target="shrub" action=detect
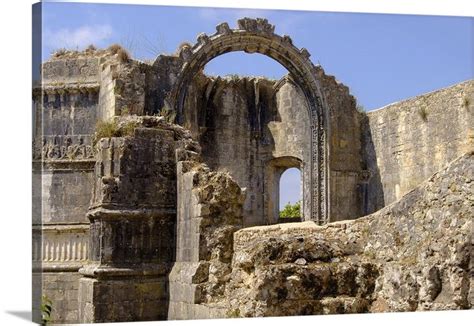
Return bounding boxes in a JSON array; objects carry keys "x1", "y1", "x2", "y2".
[
  {"x1": 107, "y1": 43, "x2": 122, "y2": 55},
  {"x1": 158, "y1": 106, "x2": 176, "y2": 124},
  {"x1": 418, "y1": 106, "x2": 428, "y2": 121},
  {"x1": 85, "y1": 44, "x2": 97, "y2": 52},
  {"x1": 52, "y1": 48, "x2": 67, "y2": 57},
  {"x1": 280, "y1": 201, "x2": 301, "y2": 218},
  {"x1": 41, "y1": 295, "x2": 52, "y2": 325},
  {"x1": 462, "y1": 96, "x2": 471, "y2": 110},
  {"x1": 117, "y1": 48, "x2": 130, "y2": 63}
]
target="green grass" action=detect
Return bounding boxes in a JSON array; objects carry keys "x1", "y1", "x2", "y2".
[{"x1": 93, "y1": 119, "x2": 138, "y2": 145}]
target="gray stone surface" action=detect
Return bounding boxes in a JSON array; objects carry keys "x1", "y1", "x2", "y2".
[
  {"x1": 363, "y1": 80, "x2": 474, "y2": 213},
  {"x1": 225, "y1": 152, "x2": 473, "y2": 316}
]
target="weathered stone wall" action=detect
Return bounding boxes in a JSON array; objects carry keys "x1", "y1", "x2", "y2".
[
  {"x1": 33, "y1": 32, "x2": 473, "y2": 323},
  {"x1": 78, "y1": 116, "x2": 200, "y2": 323},
  {"x1": 32, "y1": 224, "x2": 89, "y2": 323},
  {"x1": 363, "y1": 80, "x2": 474, "y2": 213},
  {"x1": 224, "y1": 151, "x2": 473, "y2": 316},
  {"x1": 182, "y1": 71, "x2": 363, "y2": 226},
  {"x1": 183, "y1": 76, "x2": 290, "y2": 226},
  {"x1": 97, "y1": 56, "x2": 148, "y2": 120},
  {"x1": 33, "y1": 52, "x2": 104, "y2": 323},
  {"x1": 33, "y1": 168, "x2": 94, "y2": 224},
  {"x1": 315, "y1": 67, "x2": 365, "y2": 220},
  {"x1": 168, "y1": 158, "x2": 245, "y2": 320},
  {"x1": 38, "y1": 272, "x2": 82, "y2": 323}
]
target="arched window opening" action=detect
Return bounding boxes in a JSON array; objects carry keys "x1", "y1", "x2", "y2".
[{"x1": 279, "y1": 167, "x2": 302, "y2": 222}]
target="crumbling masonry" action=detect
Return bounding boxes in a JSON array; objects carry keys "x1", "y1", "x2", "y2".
[{"x1": 32, "y1": 18, "x2": 473, "y2": 323}]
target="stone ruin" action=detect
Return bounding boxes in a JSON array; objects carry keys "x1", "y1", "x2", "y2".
[{"x1": 32, "y1": 18, "x2": 473, "y2": 323}]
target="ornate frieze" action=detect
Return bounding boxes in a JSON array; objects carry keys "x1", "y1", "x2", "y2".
[
  {"x1": 32, "y1": 225, "x2": 89, "y2": 262},
  {"x1": 33, "y1": 135, "x2": 95, "y2": 161}
]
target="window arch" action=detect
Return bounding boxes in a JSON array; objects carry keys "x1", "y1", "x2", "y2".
[
  {"x1": 165, "y1": 17, "x2": 330, "y2": 224},
  {"x1": 279, "y1": 167, "x2": 302, "y2": 221}
]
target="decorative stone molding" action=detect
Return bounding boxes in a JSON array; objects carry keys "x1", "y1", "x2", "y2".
[
  {"x1": 32, "y1": 83, "x2": 100, "y2": 99},
  {"x1": 32, "y1": 224, "x2": 89, "y2": 263},
  {"x1": 166, "y1": 17, "x2": 330, "y2": 224},
  {"x1": 237, "y1": 17, "x2": 275, "y2": 34},
  {"x1": 33, "y1": 135, "x2": 95, "y2": 161}
]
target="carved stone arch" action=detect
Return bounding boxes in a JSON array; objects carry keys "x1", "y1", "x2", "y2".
[{"x1": 167, "y1": 17, "x2": 330, "y2": 224}]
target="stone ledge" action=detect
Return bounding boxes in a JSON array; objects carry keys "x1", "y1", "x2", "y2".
[
  {"x1": 34, "y1": 262, "x2": 85, "y2": 273},
  {"x1": 87, "y1": 206, "x2": 176, "y2": 219},
  {"x1": 32, "y1": 223, "x2": 90, "y2": 232},
  {"x1": 32, "y1": 160, "x2": 95, "y2": 171},
  {"x1": 79, "y1": 263, "x2": 170, "y2": 279}
]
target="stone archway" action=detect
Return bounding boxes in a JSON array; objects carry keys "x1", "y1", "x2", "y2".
[
  {"x1": 265, "y1": 156, "x2": 303, "y2": 224},
  {"x1": 167, "y1": 17, "x2": 330, "y2": 224}
]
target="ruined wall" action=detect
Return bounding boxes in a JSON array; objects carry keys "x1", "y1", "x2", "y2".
[
  {"x1": 34, "y1": 42, "x2": 474, "y2": 323},
  {"x1": 224, "y1": 151, "x2": 473, "y2": 316},
  {"x1": 32, "y1": 224, "x2": 89, "y2": 323},
  {"x1": 363, "y1": 80, "x2": 474, "y2": 212},
  {"x1": 183, "y1": 76, "x2": 280, "y2": 226},
  {"x1": 182, "y1": 70, "x2": 363, "y2": 225},
  {"x1": 168, "y1": 159, "x2": 245, "y2": 320},
  {"x1": 32, "y1": 53, "x2": 102, "y2": 323},
  {"x1": 315, "y1": 68, "x2": 365, "y2": 220},
  {"x1": 77, "y1": 116, "x2": 199, "y2": 323}
]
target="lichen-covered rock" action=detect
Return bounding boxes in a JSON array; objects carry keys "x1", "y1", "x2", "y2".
[{"x1": 224, "y1": 152, "x2": 473, "y2": 316}]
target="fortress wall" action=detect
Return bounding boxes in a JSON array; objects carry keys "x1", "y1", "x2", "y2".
[{"x1": 363, "y1": 79, "x2": 474, "y2": 212}]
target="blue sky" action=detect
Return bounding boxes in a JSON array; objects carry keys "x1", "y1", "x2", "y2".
[{"x1": 38, "y1": 2, "x2": 473, "y2": 209}]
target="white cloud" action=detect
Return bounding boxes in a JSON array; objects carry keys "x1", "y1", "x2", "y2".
[{"x1": 44, "y1": 24, "x2": 113, "y2": 51}]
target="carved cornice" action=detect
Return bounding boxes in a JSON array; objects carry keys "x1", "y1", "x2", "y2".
[
  {"x1": 32, "y1": 82, "x2": 100, "y2": 99},
  {"x1": 79, "y1": 262, "x2": 171, "y2": 279}
]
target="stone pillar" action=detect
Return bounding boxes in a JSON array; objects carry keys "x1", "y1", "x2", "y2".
[
  {"x1": 78, "y1": 127, "x2": 177, "y2": 323},
  {"x1": 168, "y1": 160, "x2": 245, "y2": 319}
]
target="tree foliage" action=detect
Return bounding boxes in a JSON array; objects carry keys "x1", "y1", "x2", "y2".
[{"x1": 279, "y1": 201, "x2": 301, "y2": 218}]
